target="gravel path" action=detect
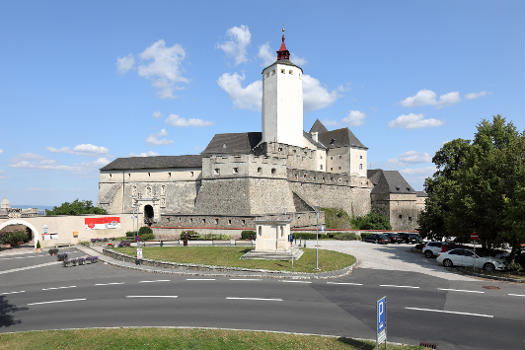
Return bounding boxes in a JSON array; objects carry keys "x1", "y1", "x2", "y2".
[{"x1": 305, "y1": 240, "x2": 478, "y2": 281}]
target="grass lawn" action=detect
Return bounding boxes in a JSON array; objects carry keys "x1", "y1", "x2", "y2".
[
  {"x1": 0, "y1": 328, "x2": 423, "y2": 350},
  {"x1": 458, "y1": 266, "x2": 525, "y2": 281},
  {"x1": 114, "y1": 247, "x2": 355, "y2": 273}
]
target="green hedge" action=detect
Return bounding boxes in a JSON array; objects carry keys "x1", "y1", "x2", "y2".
[
  {"x1": 139, "y1": 226, "x2": 153, "y2": 235},
  {"x1": 241, "y1": 230, "x2": 256, "y2": 240},
  {"x1": 125, "y1": 231, "x2": 137, "y2": 238},
  {"x1": 0, "y1": 231, "x2": 29, "y2": 246},
  {"x1": 292, "y1": 232, "x2": 360, "y2": 241},
  {"x1": 139, "y1": 233, "x2": 155, "y2": 241},
  {"x1": 179, "y1": 231, "x2": 230, "y2": 240}
]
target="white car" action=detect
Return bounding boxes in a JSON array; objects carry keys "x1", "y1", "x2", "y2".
[
  {"x1": 422, "y1": 241, "x2": 446, "y2": 258},
  {"x1": 436, "y1": 248, "x2": 507, "y2": 271}
]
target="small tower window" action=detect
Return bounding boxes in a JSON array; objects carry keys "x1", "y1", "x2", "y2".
[
  {"x1": 398, "y1": 214, "x2": 403, "y2": 219},
  {"x1": 215, "y1": 218, "x2": 219, "y2": 224},
  {"x1": 202, "y1": 218, "x2": 206, "y2": 224},
  {"x1": 148, "y1": 172, "x2": 151, "y2": 177},
  {"x1": 272, "y1": 70, "x2": 275, "y2": 75},
  {"x1": 241, "y1": 219, "x2": 246, "y2": 225},
  {"x1": 320, "y1": 165, "x2": 323, "y2": 170},
  {"x1": 360, "y1": 155, "x2": 363, "y2": 159},
  {"x1": 128, "y1": 173, "x2": 131, "y2": 177},
  {"x1": 257, "y1": 167, "x2": 262, "y2": 173},
  {"x1": 289, "y1": 70, "x2": 293, "y2": 74},
  {"x1": 214, "y1": 168, "x2": 220, "y2": 175},
  {"x1": 359, "y1": 164, "x2": 363, "y2": 170},
  {"x1": 228, "y1": 219, "x2": 232, "y2": 225},
  {"x1": 233, "y1": 167, "x2": 239, "y2": 174},
  {"x1": 168, "y1": 172, "x2": 172, "y2": 177},
  {"x1": 109, "y1": 173, "x2": 112, "y2": 178},
  {"x1": 281, "y1": 69, "x2": 285, "y2": 73},
  {"x1": 271, "y1": 168, "x2": 276, "y2": 175},
  {"x1": 330, "y1": 156, "x2": 333, "y2": 160}
]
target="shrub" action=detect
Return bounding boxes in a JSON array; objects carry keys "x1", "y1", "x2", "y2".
[
  {"x1": 333, "y1": 232, "x2": 360, "y2": 240},
  {"x1": 241, "y1": 230, "x2": 256, "y2": 240},
  {"x1": 201, "y1": 233, "x2": 231, "y2": 240},
  {"x1": 36, "y1": 240, "x2": 41, "y2": 249},
  {"x1": 180, "y1": 230, "x2": 200, "y2": 240},
  {"x1": 139, "y1": 226, "x2": 153, "y2": 235},
  {"x1": 351, "y1": 211, "x2": 392, "y2": 230},
  {"x1": 139, "y1": 233, "x2": 155, "y2": 241},
  {"x1": 0, "y1": 231, "x2": 28, "y2": 246}
]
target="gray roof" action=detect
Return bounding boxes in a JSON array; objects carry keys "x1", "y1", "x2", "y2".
[
  {"x1": 367, "y1": 169, "x2": 415, "y2": 194},
  {"x1": 201, "y1": 132, "x2": 262, "y2": 155},
  {"x1": 318, "y1": 128, "x2": 368, "y2": 149},
  {"x1": 255, "y1": 214, "x2": 292, "y2": 223},
  {"x1": 100, "y1": 155, "x2": 202, "y2": 171},
  {"x1": 262, "y1": 59, "x2": 303, "y2": 73},
  {"x1": 303, "y1": 131, "x2": 327, "y2": 149},
  {"x1": 416, "y1": 191, "x2": 428, "y2": 197},
  {"x1": 309, "y1": 119, "x2": 329, "y2": 134}
]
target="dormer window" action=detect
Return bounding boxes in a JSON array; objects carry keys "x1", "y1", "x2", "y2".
[{"x1": 396, "y1": 187, "x2": 400, "y2": 191}]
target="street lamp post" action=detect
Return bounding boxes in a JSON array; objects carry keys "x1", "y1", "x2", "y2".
[{"x1": 315, "y1": 206, "x2": 320, "y2": 271}]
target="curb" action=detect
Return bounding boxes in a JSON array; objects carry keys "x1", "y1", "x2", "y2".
[
  {"x1": 78, "y1": 246, "x2": 356, "y2": 280},
  {"x1": 455, "y1": 267, "x2": 525, "y2": 283}
]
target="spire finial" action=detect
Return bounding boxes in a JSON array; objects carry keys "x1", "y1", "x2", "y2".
[{"x1": 277, "y1": 26, "x2": 290, "y2": 60}]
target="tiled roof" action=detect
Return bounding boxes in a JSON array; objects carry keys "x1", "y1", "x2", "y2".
[
  {"x1": 367, "y1": 169, "x2": 416, "y2": 194},
  {"x1": 201, "y1": 132, "x2": 262, "y2": 155},
  {"x1": 309, "y1": 119, "x2": 329, "y2": 133},
  {"x1": 318, "y1": 128, "x2": 368, "y2": 149},
  {"x1": 100, "y1": 155, "x2": 203, "y2": 171}
]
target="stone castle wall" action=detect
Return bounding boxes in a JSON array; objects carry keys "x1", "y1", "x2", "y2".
[{"x1": 371, "y1": 192, "x2": 420, "y2": 230}]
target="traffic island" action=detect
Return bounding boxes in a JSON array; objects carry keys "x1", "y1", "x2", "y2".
[{"x1": 0, "y1": 328, "x2": 424, "y2": 350}]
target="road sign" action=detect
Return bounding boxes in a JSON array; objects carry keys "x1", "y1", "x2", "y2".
[
  {"x1": 470, "y1": 232, "x2": 479, "y2": 241},
  {"x1": 377, "y1": 296, "x2": 387, "y2": 347}
]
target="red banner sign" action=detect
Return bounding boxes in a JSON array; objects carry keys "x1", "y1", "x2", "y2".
[{"x1": 85, "y1": 217, "x2": 120, "y2": 230}]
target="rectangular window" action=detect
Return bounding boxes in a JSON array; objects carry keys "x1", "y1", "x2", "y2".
[
  {"x1": 214, "y1": 168, "x2": 220, "y2": 175},
  {"x1": 359, "y1": 164, "x2": 363, "y2": 170},
  {"x1": 233, "y1": 167, "x2": 239, "y2": 174}
]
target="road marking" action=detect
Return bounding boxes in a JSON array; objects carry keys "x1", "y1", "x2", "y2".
[
  {"x1": 226, "y1": 297, "x2": 283, "y2": 302},
  {"x1": 138, "y1": 279, "x2": 170, "y2": 283},
  {"x1": 280, "y1": 280, "x2": 312, "y2": 284},
  {"x1": 380, "y1": 284, "x2": 420, "y2": 289},
  {"x1": 186, "y1": 278, "x2": 216, "y2": 281},
  {"x1": 27, "y1": 298, "x2": 87, "y2": 306},
  {"x1": 438, "y1": 288, "x2": 484, "y2": 294},
  {"x1": 42, "y1": 285, "x2": 77, "y2": 291},
  {"x1": 507, "y1": 293, "x2": 525, "y2": 297},
  {"x1": 0, "y1": 255, "x2": 43, "y2": 260},
  {"x1": 229, "y1": 278, "x2": 262, "y2": 281},
  {"x1": 0, "y1": 261, "x2": 61, "y2": 275},
  {"x1": 126, "y1": 295, "x2": 178, "y2": 299},
  {"x1": 405, "y1": 307, "x2": 494, "y2": 318},
  {"x1": 1, "y1": 290, "x2": 26, "y2": 295},
  {"x1": 95, "y1": 282, "x2": 125, "y2": 286},
  {"x1": 326, "y1": 282, "x2": 363, "y2": 286}
]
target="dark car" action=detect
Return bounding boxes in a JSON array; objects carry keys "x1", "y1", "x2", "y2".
[
  {"x1": 362, "y1": 233, "x2": 389, "y2": 244},
  {"x1": 385, "y1": 233, "x2": 403, "y2": 244},
  {"x1": 397, "y1": 233, "x2": 423, "y2": 244}
]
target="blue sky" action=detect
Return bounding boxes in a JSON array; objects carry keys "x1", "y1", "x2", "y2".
[{"x1": 0, "y1": 0, "x2": 523, "y2": 206}]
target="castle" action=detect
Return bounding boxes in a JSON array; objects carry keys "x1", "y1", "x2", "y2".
[{"x1": 97, "y1": 32, "x2": 426, "y2": 233}]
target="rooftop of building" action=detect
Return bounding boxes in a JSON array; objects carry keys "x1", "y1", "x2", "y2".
[
  {"x1": 100, "y1": 155, "x2": 203, "y2": 171},
  {"x1": 367, "y1": 169, "x2": 416, "y2": 194}
]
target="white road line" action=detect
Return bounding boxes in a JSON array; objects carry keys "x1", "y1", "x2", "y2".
[
  {"x1": 0, "y1": 255, "x2": 43, "y2": 260},
  {"x1": 229, "y1": 278, "x2": 262, "y2": 281},
  {"x1": 138, "y1": 279, "x2": 170, "y2": 283},
  {"x1": 27, "y1": 298, "x2": 87, "y2": 306},
  {"x1": 405, "y1": 307, "x2": 494, "y2": 318},
  {"x1": 326, "y1": 282, "x2": 363, "y2": 286},
  {"x1": 280, "y1": 280, "x2": 312, "y2": 284},
  {"x1": 126, "y1": 295, "x2": 178, "y2": 299},
  {"x1": 380, "y1": 284, "x2": 420, "y2": 289},
  {"x1": 186, "y1": 278, "x2": 216, "y2": 281},
  {"x1": 42, "y1": 285, "x2": 77, "y2": 291},
  {"x1": 507, "y1": 293, "x2": 525, "y2": 297},
  {"x1": 0, "y1": 261, "x2": 61, "y2": 275},
  {"x1": 438, "y1": 288, "x2": 484, "y2": 294},
  {"x1": 226, "y1": 297, "x2": 283, "y2": 302},
  {"x1": 1, "y1": 290, "x2": 26, "y2": 295},
  {"x1": 95, "y1": 282, "x2": 125, "y2": 286}
]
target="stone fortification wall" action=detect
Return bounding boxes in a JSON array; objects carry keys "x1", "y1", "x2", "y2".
[
  {"x1": 195, "y1": 155, "x2": 295, "y2": 215},
  {"x1": 371, "y1": 193, "x2": 420, "y2": 230},
  {"x1": 288, "y1": 168, "x2": 372, "y2": 218},
  {"x1": 254, "y1": 142, "x2": 317, "y2": 171}
]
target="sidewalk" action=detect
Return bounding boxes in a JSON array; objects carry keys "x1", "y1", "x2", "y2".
[
  {"x1": 0, "y1": 247, "x2": 40, "y2": 257},
  {"x1": 75, "y1": 245, "x2": 355, "y2": 280}
]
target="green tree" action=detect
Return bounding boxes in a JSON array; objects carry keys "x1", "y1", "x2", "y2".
[
  {"x1": 45, "y1": 199, "x2": 107, "y2": 216},
  {"x1": 351, "y1": 211, "x2": 392, "y2": 230},
  {"x1": 419, "y1": 115, "x2": 525, "y2": 252}
]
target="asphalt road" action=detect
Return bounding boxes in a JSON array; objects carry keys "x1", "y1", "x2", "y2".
[{"x1": 1, "y1": 251, "x2": 524, "y2": 350}]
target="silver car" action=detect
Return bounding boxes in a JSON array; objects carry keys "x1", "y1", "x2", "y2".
[{"x1": 436, "y1": 248, "x2": 507, "y2": 271}]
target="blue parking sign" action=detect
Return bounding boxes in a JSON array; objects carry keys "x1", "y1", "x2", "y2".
[{"x1": 377, "y1": 296, "x2": 387, "y2": 345}]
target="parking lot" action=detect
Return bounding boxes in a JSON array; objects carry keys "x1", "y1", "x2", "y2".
[{"x1": 306, "y1": 240, "x2": 479, "y2": 281}]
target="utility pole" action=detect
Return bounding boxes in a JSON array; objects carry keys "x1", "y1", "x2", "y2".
[{"x1": 315, "y1": 206, "x2": 319, "y2": 271}]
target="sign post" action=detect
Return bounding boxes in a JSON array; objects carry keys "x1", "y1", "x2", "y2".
[
  {"x1": 377, "y1": 296, "x2": 387, "y2": 349},
  {"x1": 470, "y1": 233, "x2": 479, "y2": 269}
]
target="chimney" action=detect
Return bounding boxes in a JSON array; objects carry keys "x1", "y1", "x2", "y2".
[{"x1": 311, "y1": 132, "x2": 319, "y2": 142}]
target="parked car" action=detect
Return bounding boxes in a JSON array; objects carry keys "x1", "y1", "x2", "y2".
[
  {"x1": 422, "y1": 241, "x2": 446, "y2": 258},
  {"x1": 397, "y1": 233, "x2": 423, "y2": 244},
  {"x1": 385, "y1": 233, "x2": 403, "y2": 244},
  {"x1": 362, "y1": 233, "x2": 389, "y2": 244},
  {"x1": 436, "y1": 248, "x2": 507, "y2": 271}
]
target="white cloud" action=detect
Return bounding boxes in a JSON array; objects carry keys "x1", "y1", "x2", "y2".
[
  {"x1": 292, "y1": 55, "x2": 307, "y2": 66},
  {"x1": 399, "y1": 166, "x2": 436, "y2": 176},
  {"x1": 47, "y1": 144, "x2": 109, "y2": 156},
  {"x1": 165, "y1": 114, "x2": 213, "y2": 127},
  {"x1": 116, "y1": 54, "x2": 135, "y2": 74},
  {"x1": 146, "y1": 129, "x2": 174, "y2": 145},
  {"x1": 303, "y1": 74, "x2": 341, "y2": 111},
  {"x1": 217, "y1": 25, "x2": 251, "y2": 65},
  {"x1": 401, "y1": 89, "x2": 460, "y2": 108},
  {"x1": 342, "y1": 110, "x2": 366, "y2": 127},
  {"x1": 388, "y1": 113, "x2": 444, "y2": 129},
  {"x1": 0, "y1": 169, "x2": 6, "y2": 180},
  {"x1": 123, "y1": 39, "x2": 189, "y2": 99},
  {"x1": 398, "y1": 151, "x2": 432, "y2": 164},
  {"x1": 9, "y1": 153, "x2": 110, "y2": 174},
  {"x1": 0, "y1": 149, "x2": 3, "y2": 154},
  {"x1": 217, "y1": 72, "x2": 340, "y2": 112},
  {"x1": 258, "y1": 42, "x2": 274, "y2": 66},
  {"x1": 322, "y1": 120, "x2": 338, "y2": 127},
  {"x1": 129, "y1": 151, "x2": 159, "y2": 157},
  {"x1": 152, "y1": 111, "x2": 162, "y2": 119},
  {"x1": 465, "y1": 90, "x2": 492, "y2": 100},
  {"x1": 217, "y1": 72, "x2": 262, "y2": 110},
  {"x1": 93, "y1": 157, "x2": 111, "y2": 167}
]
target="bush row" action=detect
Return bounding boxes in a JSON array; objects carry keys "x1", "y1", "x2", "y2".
[
  {"x1": 0, "y1": 231, "x2": 29, "y2": 246},
  {"x1": 125, "y1": 228, "x2": 154, "y2": 241},
  {"x1": 179, "y1": 231, "x2": 231, "y2": 240},
  {"x1": 292, "y1": 232, "x2": 360, "y2": 241}
]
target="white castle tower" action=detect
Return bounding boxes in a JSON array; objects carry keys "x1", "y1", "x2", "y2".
[{"x1": 261, "y1": 29, "x2": 304, "y2": 147}]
